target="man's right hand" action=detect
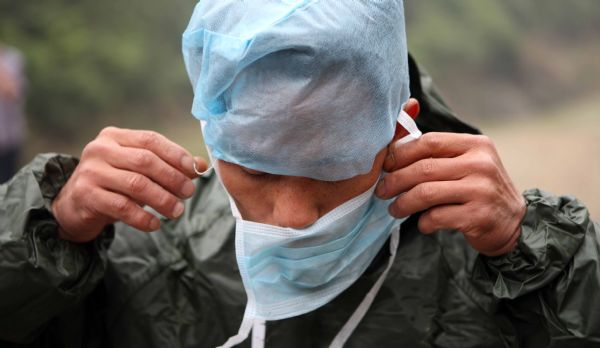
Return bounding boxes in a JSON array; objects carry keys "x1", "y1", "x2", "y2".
[{"x1": 51, "y1": 127, "x2": 208, "y2": 243}]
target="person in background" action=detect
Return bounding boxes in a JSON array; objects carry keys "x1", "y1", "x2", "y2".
[{"x1": 0, "y1": 43, "x2": 26, "y2": 184}]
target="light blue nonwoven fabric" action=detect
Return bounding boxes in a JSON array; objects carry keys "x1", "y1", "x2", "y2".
[{"x1": 182, "y1": 0, "x2": 410, "y2": 181}]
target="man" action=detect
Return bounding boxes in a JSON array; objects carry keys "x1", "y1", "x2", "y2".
[
  {"x1": 0, "y1": 43, "x2": 26, "y2": 183},
  {"x1": 0, "y1": 1, "x2": 598, "y2": 347}
]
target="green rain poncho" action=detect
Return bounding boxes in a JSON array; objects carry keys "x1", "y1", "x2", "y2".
[{"x1": 0, "y1": 56, "x2": 599, "y2": 348}]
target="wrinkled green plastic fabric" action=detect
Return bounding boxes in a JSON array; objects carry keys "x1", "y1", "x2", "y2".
[{"x1": 1, "y1": 56, "x2": 599, "y2": 348}]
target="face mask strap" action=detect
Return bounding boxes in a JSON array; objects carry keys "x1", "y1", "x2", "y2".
[
  {"x1": 251, "y1": 319, "x2": 266, "y2": 348},
  {"x1": 198, "y1": 120, "x2": 244, "y2": 219},
  {"x1": 216, "y1": 310, "x2": 255, "y2": 348},
  {"x1": 194, "y1": 120, "x2": 216, "y2": 176},
  {"x1": 193, "y1": 161, "x2": 213, "y2": 176},
  {"x1": 328, "y1": 227, "x2": 401, "y2": 348},
  {"x1": 396, "y1": 110, "x2": 422, "y2": 145}
]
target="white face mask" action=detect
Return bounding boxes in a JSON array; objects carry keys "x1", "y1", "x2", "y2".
[
  {"x1": 220, "y1": 179, "x2": 405, "y2": 348},
  {"x1": 199, "y1": 111, "x2": 421, "y2": 348}
]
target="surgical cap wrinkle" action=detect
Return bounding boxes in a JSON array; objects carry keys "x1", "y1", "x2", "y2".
[{"x1": 183, "y1": 0, "x2": 410, "y2": 181}]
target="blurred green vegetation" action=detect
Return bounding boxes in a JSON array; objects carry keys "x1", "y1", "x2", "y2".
[
  {"x1": 407, "y1": 1, "x2": 600, "y2": 76},
  {"x1": 406, "y1": 1, "x2": 600, "y2": 122},
  {"x1": 0, "y1": 0, "x2": 197, "y2": 142}
]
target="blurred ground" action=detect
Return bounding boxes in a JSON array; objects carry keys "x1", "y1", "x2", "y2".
[{"x1": 482, "y1": 92, "x2": 600, "y2": 219}]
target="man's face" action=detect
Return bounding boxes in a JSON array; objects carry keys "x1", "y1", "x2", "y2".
[{"x1": 217, "y1": 147, "x2": 389, "y2": 228}]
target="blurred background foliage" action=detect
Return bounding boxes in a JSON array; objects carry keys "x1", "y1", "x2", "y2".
[
  {"x1": 406, "y1": 1, "x2": 600, "y2": 122},
  {"x1": 0, "y1": 0, "x2": 599, "y2": 216},
  {"x1": 0, "y1": 0, "x2": 196, "y2": 143}
]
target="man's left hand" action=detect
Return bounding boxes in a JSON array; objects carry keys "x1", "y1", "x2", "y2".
[{"x1": 376, "y1": 121, "x2": 526, "y2": 256}]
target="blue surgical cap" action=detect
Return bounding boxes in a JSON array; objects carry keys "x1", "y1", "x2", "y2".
[{"x1": 182, "y1": 0, "x2": 410, "y2": 181}]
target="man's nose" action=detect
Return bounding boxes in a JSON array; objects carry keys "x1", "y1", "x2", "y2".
[{"x1": 271, "y1": 186, "x2": 320, "y2": 229}]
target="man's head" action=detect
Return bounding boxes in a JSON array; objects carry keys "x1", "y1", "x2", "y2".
[{"x1": 183, "y1": 0, "x2": 412, "y2": 225}]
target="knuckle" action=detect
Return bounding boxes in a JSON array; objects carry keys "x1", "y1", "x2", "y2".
[
  {"x1": 416, "y1": 184, "x2": 436, "y2": 203},
  {"x1": 470, "y1": 152, "x2": 497, "y2": 176},
  {"x1": 71, "y1": 177, "x2": 95, "y2": 201},
  {"x1": 423, "y1": 133, "x2": 442, "y2": 152},
  {"x1": 79, "y1": 206, "x2": 98, "y2": 224},
  {"x1": 470, "y1": 180, "x2": 491, "y2": 197},
  {"x1": 418, "y1": 158, "x2": 436, "y2": 177},
  {"x1": 112, "y1": 196, "x2": 133, "y2": 216},
  {"x1": 163, "y1": 167, "x2": 184, "y2": 187},
  {"x1": 82, "y1": 140, "x2": 105, "y2": 158},
  {"x1": 77, "y1": 164, "x2": 96, "y2": 179},
  {"x1": 132, "y1": 150, "x2": 153, "y2": 168},
  {"x1": 127, "y1": 174, "x2": 148, "y2": 194},
  {"x1": 70, "y1": 179, "x2": 89, "y2": 201},
  {"x1": 99, "y1": 126, "x2": 118, "y2": 138},
  {"x1": 474, "y1": 135, "x2": 494, "y2": 149},
  {"x1": 81, "y1": 143, "x2": 94, "y2": 159},
  {"x1": 157, "y1": 193, "x2": 177, "y2": 212},
  {"x1": 165, "y1": 146, "x2": 184, "y2": 162},
  {"x1": 129, "y1": 210, "x2": 150, "y2": 229},
  {"x1": 139, "y1": 131, "x2": 160, "y2": 148},
  {"x1": 481, "y1": 155, "x2": 498, "y2": 175},
  {"x1": 80, "y1": 196, "x2": 103, "y2": 224},
  {"x1": 475, "y1": 180, "x2": 489, "y2": 195}
]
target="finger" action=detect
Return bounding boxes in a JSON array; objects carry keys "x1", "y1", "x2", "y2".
[
  {"x1": 100, "y1": 127, "x2": 198, "y2": 178},
  {"x1": 94, "y1": 164, "x2": 185, "y2": 220},
  {"x1": 89, "y1": 188, "x2": 161, "y2": 232},
  {"x1": 388, "y1": 180, "x2": 474, "y2": 218},
  {"x1": 104, "y1": 145, "x2": 196, "y2": 199},
  {"x1": 394, "y1": 98, "x2": 420, "y2": 139},
  {"x1": 377, "y1": 155, "x2": 475, "y2": 199},
  {"x1": 418, "y1": 204, "x2": 520, "y2": 256},
  {"x1": 417, "y1": 204, "x2": 465, "y2": 235},
  {"x1": 404, "y1": 98, "x2": 420, "y2": 119},
  {"x1": 384, "y1": 132, "x2": 493, "y2": 172},
  {"x1": 194, "y1": 156, "x2": 209, "y2": 175}
]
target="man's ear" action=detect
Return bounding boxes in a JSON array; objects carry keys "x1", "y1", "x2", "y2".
[{"x1": 392, "y1": 98, "x2": 420, "y2": 141}]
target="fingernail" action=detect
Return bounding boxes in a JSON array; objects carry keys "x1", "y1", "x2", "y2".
[
  {"x1": 149, "y1": 218, "x2": 161, "y2": 230},
  {"x1": 172, "y1": 201, "x2": 185, "y2": 218},
  {"x1": 181, "y1": 156, "x2": 194, "y2": 173},
  {"x1": 375, "y1": 178, "x2": 387, "y2": 197},
  {"x1": 181, "y1": 180, "x2": 195, "y2": 197}
]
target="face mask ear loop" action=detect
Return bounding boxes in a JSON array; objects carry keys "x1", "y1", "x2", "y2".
[
  {"x1": 194, "y1": 120, "x2": 216, "y2": 176},
  {"x1": 193, "y1": 161, "x2": 213, "y2": 176},
  {"x1": 395, "y1": 110, "x2": 422, "y2": 145}
]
